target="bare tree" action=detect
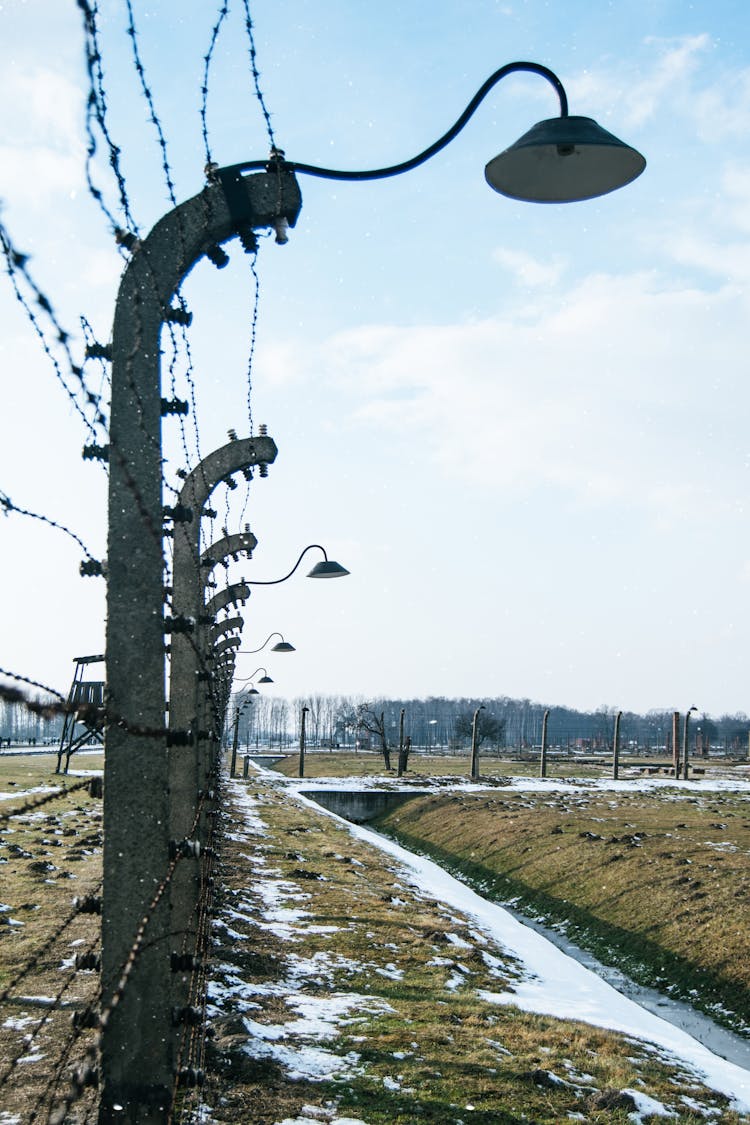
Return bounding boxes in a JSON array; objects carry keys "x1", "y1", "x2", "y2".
[
  {"x1": 356, "y1": 703, "x2": 391, "y2": 769},
  {"x1": 454, "y1": 709, "x2": 505, "y2": 751}
]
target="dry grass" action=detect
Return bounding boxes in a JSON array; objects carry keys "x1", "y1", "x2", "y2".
[
  {"x1": 272, "y1": 748, "x2": 748, "y2": 783},
  {"x1": 0, "y1": 753, "x2": 103, "y2": 1122},
  {"x1": 201, "y1": 774, "x2": 748, "y2": 1124},
  {"x1": 2, "y1": 753, "x2": 748, "y2": 1123},
  {"x1": 375, "y1": 786, "x2": 750, "y2": 1033}
]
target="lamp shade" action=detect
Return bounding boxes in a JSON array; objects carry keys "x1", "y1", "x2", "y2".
[
  {"x1": 258, "y1": 674, "x2": 274, "y2": 684},
  {"x1": 271, "y1": 640, "x2": 296, "y2": 652},
  {"x1": 307, "y1": 559, "x2": 350, "y2": 578},
  {"x1": 485, "y1": 116, "x2": 646, "y2": 203}
]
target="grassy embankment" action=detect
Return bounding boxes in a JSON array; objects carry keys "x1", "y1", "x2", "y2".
[
  {"x1": 272, "y1": 751, "x2": 750, "y2": 1031},
  {"x1": 371, "y1": 782, "x2": 750, "y2": 1036},
  {"x1": 271, "y1": 747, "x2": 661, "y2": 781},
  {"x1": 2, "y1": 751, "x2": 748, "y2": 1123},
  {"x1": 206, "y1": 772, "x2": 750, "y2": 1124}
]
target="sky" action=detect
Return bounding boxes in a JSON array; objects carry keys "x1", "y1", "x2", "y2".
[{"x1": 1, "y1": 0, "x2": 750, "y2": 717}]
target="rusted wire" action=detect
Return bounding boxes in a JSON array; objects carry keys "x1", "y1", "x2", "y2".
[
  {"x1": 0, "y1": 778, "x2": 92, "y2": 825},
  {"x1": 0, "y1": 882, "x2": 102, "y2": 1005}
]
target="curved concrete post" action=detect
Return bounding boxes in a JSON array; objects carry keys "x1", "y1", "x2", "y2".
[
  {"x1": 214, "y1": 635, "x2": 242, "y2": 658},
  {"x1": 205, "y1": 581, "x2": 251, "y2": 618},
  {"x1": 170, "y1": 439, "x2": 273, "y2": 742},
  {"x1": 103, "y1": 169, "x2": 300, "y2": 1123},
  {"x1": 201, "y1": 530, "x2": 257, "y2": 573},
  {"x1": 210, "y1": 615, "x2": 244, "y2": 644}
]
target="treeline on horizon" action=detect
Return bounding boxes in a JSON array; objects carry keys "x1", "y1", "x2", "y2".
[
  {"x1": 3, "y1": 692, "x2": 749, "y2": 755},
  {"x1": 229, "y1": 693, "x2": 750, "y2": 754}
]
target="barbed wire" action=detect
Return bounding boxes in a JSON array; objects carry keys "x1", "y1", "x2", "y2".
[
  {"x1": 0, "y1": 882, "x2": 103, "y2": 1006},
  {"x1": 0, "y1": 674, "x2": 186, "y2": 744},
  {"x1": 171, "y1": 788, "x2": 220, "y2": 1122},
  {"x1": 0, "y1": 778, "x2": 93, "y2": 826},
  {"x1": 0, "y1": 221, "x2": 107, "y2": 439},
  {"x1": 0, "y1": 668, "x2": 65, "y2": 704},
  {"x1": 46, "y1": 1039, "x2": 99, "y2": 1125},
  {"x1": 100, "y1": 854, "x2": 180, "y2": 1030},
  {"x1": 80, "y1": 314, "x2": 112, "y2": 402},
  {"x1": 200, "y1": 0, "x2": 230, "y2": 169},
  {"x1": 30, "y1": 972, "x2": 100, "y2": 1125},
  {"x1": 241, "y1": 0, "x2": 277, "y2": 150},
  {"x1": 77, "y1": 0, "x2": 140, "y2": 239},
  {"x1": 0, "y1": 488, "x2": 97, "y2": 563},
  {"x1": 244, "y1": 248, "x2": 261, "y2": 444},
  {"x1": 0, "y1": 932, "x2": 100, "y2": 1099},
  {"x1": 124, "y1": 0, "x2": 179, "y2": 210}
]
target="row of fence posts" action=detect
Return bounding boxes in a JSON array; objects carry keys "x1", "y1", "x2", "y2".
[{"x1": 100, "y1": 170, "x2": 302, "y2": 1122}]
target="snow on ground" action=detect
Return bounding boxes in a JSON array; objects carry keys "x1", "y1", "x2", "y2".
[
  {"x1": 284, "y1": 781, "x2": 750, "y2": 1114},
  {"x1": 286, "y1": 771, "x2": 750, "y2": 797},
  {"x1": 0, "y1": 785, "x2": 56, "y2": 803},
  {"x1": 209, "y1": 783, "x2": 397, "y2": 1101}
]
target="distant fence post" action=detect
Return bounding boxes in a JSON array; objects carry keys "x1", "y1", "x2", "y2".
[
  {"x1": 672, "y1": 711, "x2": 680, "y2": 778},
  {"x1": 539, "y1": 709, "x2": 549, "y2": 778},
  {"x1": 299, "y1": 706, "x2": 309, "y2": 777},
  {"x1": 612, "y1": 710, "x2": 622, "y2": 780},
  {"x1": 397, "y1": 708, "x2": 406, "y2": 777},
  {"x1": 470, "y1": 706, "x2": 484, "y2": 781}
]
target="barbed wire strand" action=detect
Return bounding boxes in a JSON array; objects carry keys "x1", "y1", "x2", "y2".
[
  {"x1": 0, "y1": 933, "x2": 99, "y2": 1095},
  {"x1": 172, "y1": 792, "x2": 219, "y2": 1122},
  {"x1": 0, "y1": 882, "x2": 102, "y2": 1005},
  {"x1": 0, "y1": 778, "x2": 93, "y2": 826},
  {"x1": 31, "y1": 1013, "x2": 99, "y2": 1125},
  {"x1": 0, "y1": 223, "x2": 106, "y2": 438},
  {"x1": 77, "y1": 0, "x2": 140, "y2": 238},
  {"x1": 0, "y1": 489, "x2": 97, "y2": 562},
  {"x1": 200, "y1": 1, "x2": 231, "y2": 169},
  {"x1": 124, "y1": 0, "x2": 179, "y2": 210},
  {"x1": 241, "y1": 0, "x2": 276, "y2": 149}
]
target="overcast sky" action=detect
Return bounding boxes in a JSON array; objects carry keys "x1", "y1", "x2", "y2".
[{"x1": 1, "y1": 0, "x2": 749, "y2": 717}]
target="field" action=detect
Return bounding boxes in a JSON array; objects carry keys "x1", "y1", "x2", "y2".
[
  {"x1": 0, "y1": 752, "x2": 103, "y2": 1122},
  {"x1": 1, "y1": 750, "x2": 749, "y2": 1123}
]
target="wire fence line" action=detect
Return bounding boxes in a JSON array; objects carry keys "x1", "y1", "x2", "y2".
[
  {"x1": 2, "y1": 2, "x2": 286, "y2": 1118},
  {"x1": 0, "y1": 760, "x2": 224, "y2": 1122}
]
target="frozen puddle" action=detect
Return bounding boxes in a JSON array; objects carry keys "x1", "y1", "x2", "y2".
[{"x1": 294, "y1": 789, "x2": 750, "y2": 1114}]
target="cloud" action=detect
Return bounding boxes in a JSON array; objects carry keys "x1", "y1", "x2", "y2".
[
  {"x1": 0, "y1": 65, "x2": 86, "y2": 205},
  {"x1": 492, "y1": 248, "x2": 565, "y2": 287},
  {"x1": 567, "y1": 34, "x2": 711, "y2": 129},
  {"x1": 265, "y1": 269, "x2": 748, "y2": 530}
]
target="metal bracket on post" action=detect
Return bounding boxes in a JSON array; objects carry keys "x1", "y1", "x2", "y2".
[{"x1": 217, "y1": 168, "x2": 259, "y2": 253}]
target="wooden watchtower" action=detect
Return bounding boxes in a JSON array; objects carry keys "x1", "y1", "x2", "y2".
[{"x1": 56, "y1": 654, "x2": 105, "y2": 774}]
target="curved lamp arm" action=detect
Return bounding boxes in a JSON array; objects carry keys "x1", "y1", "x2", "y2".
[
  {"x1": 222, "y1": 62, "x2": 566, "y2": 182},
  {"x1": 246, "y1": 544, "x2": 349, "y2": 585},
  {"x1": 238, "y1": 631, "x2": 294, "y2": 654},
  {"x1": 234, "y1": 667, "x2": 273, "y2": 684},
  {"x1": 217, "y1": 59, "x2": 643, "y2": 205}
]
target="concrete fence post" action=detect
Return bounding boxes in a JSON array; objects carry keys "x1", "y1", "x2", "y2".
[
  {"x1": 102, "y1": 170, "x2": 301, "y2": 1123},
  {"x1": 470, "y1": 705, "x2": 484, "y2": 781},
  {"x1": 672, "y1": 711, "x2": 680, "y2": 778},
  {"x1": 540, "y1": 708, "x2": 549, "y2": 778},
  {"x1": 612, "y1": 710, "x2": 622, "y2": 780},
  {"x1": 299, "y1": 705, "x2": 309, "y2": 777}
]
